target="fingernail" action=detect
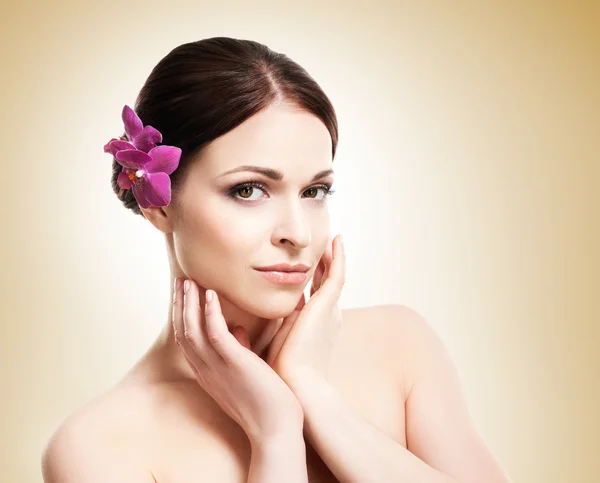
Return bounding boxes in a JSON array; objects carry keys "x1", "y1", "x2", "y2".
[
  {"x1": 173, "y1": 278, "x2": 178, "y2": 295},
  {"x1": 206, "y1": 289, "x2": 213, "y2": 303},
  {"x1": 184, "y1": 280, "x2": 190, "y2": 293},
  {"x1": 339, "y1": 234, "x2": 344, "y2": 251}
]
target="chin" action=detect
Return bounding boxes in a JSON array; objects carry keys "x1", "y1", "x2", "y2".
[{"x1": 248, "y1": 288, "x2": 306, "y2": 320}]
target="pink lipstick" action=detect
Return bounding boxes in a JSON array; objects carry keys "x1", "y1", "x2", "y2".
[
  {"x1": 254, "y1": 263, "x2": 310, "y2": 285},
  {"x1": 255, "y1": 270, "x2": 308, "y2": 284}
]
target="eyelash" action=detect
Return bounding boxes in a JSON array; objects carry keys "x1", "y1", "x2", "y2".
[{"x1": 227, "y1": 180, "x2": 336, "y2": 203}]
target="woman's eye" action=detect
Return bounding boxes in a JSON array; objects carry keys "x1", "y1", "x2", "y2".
[
  {"x1": 304, "y1": 187, "x2": 328, "y2": 199},
  {"x1": 229, "y1": 182, "x2": 335, "y2": 202},
  {"x1": 235, "y1": 185, "x2": 265, "y2": 201}
]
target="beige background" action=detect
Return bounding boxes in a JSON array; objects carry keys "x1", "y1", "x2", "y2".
[{"x1": 1, "y1": 1, "x2": 598, "y2": 482}]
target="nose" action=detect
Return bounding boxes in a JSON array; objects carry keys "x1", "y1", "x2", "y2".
[{"x1": 271, "y1": 198, "x2": 311, "y2": 250}]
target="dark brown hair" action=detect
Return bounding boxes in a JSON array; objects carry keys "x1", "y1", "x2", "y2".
[{"x1": 110, "y1": 37, "x2": 339, "y2": 216}]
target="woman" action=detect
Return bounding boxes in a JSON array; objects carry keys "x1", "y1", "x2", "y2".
[{"x1": 41, "y1": 37, "x2": 511, "y2": 483}]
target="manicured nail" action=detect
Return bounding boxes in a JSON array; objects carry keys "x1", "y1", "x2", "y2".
[
  {"x1": 184, "y1": 280, "x2": 190, "y2": 293},
  {"x1": 206, "y1": 289, "x2": 213, "y2": 303}
]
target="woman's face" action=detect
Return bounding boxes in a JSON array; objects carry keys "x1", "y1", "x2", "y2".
[{"x1": 164, "y1": 102, "x2": 334, "y2": 319}]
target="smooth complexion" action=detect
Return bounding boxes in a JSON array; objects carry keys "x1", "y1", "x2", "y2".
[
  {"x1": 140, "y1": 100, "x2": 336, "y2": 379},
  {"x1": 41, "y1": 101, "x2": 513, "y2": 483}
]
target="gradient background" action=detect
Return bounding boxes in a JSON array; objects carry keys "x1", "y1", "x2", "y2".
[{"x1": 1, "y1": 1, "x2": 598, "y2": 482}]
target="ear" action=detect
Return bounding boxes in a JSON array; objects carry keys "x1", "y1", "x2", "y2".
[{"x1": 139, "y1": 205, "x2": 176, "y2": 234}]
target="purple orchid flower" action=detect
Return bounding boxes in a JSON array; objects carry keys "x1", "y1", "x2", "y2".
[
  {"x1": 103, "y1": 105, "x2": 181, "y2": 208},
  {"x1": 103, "y1": 105, "x2": 162, "y2": 155}
]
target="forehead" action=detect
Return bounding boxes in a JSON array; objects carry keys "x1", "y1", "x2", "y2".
[{"x1": 200, "y1": 102, "x2": 333, "y2": 176}]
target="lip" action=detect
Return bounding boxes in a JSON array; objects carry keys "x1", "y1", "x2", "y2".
[
  {"x1": 255, "y1": 263, "x2": 310, "y2": 272},
  {"x1": 255, "y1": 269, "x2": 308, "y2": 285}
]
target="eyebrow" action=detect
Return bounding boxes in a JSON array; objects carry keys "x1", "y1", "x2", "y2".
[{"x1": 217, "y1": 165, "x2": 335, "y2": 182}]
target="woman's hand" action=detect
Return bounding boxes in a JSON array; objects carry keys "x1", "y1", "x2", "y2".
[
  {"x1": 172, "y1": 278, "x2": 304, "y2": 444},
  {"x1": 265, "y1": 234, "x2": 346, "y2": 390}
]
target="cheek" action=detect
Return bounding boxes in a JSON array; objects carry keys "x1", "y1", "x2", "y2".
[
  {"x1": 172, "y1": 208, "x2": 221, "y2": 276},
  {"x1": 174, "y1": 208, "x2": 264, "y2": 281},
  {"x1": 174, "y1": 198, "x2": 330, "y2": 278},
  {"x1": 211, "y1": 209, "x2": 269, "y2": 254}
]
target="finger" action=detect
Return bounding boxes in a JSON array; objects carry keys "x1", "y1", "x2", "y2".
[
  {"x1": 182, "y1": 279, "x2": 216, "y2": 365},
  {"x1": 204, "y1": 290, "x2": 244, "y2": 365},
  {"x1": 266, "y1": 308, "x2": 302, "y2": 366},
  {"x1": 321, "y1": 236, "x2": 334, "y2": 284},
  {"x1": 180, "y1": 347, "x2": 215, "y2": 390},
  {"x1": 266, "y1": 292, "x2": 304, "y2": 364},
  {"x1": 254, "y1": 292, "x2": 305, "y2": 357},
  {"x1": 172, "y1": 278, "x2": 207, "y2": 370},
  {"x1": 295, "y1": 292, "x2": 306, "y2": 311},
  {"x1": 317, "y1": 234, "x2": 346, "y2": 301},
  {"x1": 310, "y1": 259, "x2": 324, "y2": 297},
  {"x1": 311, "y1": 236, "x2": 334, "y2": 296},
  {"x1": 181, "y1": 349, "x2": 201, "y2": 377}
]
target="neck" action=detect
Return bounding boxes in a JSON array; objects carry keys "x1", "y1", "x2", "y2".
[{"x1": 140, "y1": 274, "x2": 284, "y2": 384}]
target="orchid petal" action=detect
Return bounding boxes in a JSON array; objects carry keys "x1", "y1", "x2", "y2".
[
  {"x1": 122, "y1": 105, "x2": 143, "y2": 139},
  {"x1": 145, "y1": 146, "x2": 182, "y2": 175},
  {"x1": 142, "y1": 172, "x2": 171, "y2": 207},
  {"x1": 115, "y1": 149, "x2": 151, "y2": 170},
  {"x1": 133, "y1": 125, "x2": 162, "y2": 153},
  {"x1": 117, "y1": 171, "x2": 133, "y2": 189},
  {"x1": 132, "y1": 181, "x2": 151, "y2": 209},
  {"x1": 103, "y1": 138, "x2": 121, "y2": 154},
  {"x1": 109, "y1": 140, "x2": 136, "y2": 153}
]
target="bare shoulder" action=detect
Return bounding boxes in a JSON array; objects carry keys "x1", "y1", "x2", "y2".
[
  {"x1": 340, "y1": 304, "x2": 442, "y2": 392},
  {"x1": 341, "y1": 303, "x2": 424, "y2": 327},
  {"x1": 341, "y1": 303, "x2": 430, "y2": 344},
  {"x1": 41, "y1": 384, "x2": 158, "y2": 482}
]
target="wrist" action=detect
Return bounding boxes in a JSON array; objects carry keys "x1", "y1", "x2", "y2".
[
  {"x1": 248, "y1": 428, "x2": 308, "y2": 483},
  {"x1": 284, "y1": 371, "x2": 334, "y2": 404},
  {"x1": 249, "y1": 423, "x2": 305, "y2": 450}
]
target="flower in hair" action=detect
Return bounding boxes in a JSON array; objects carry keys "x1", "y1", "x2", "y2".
[
  {"x1": 103, "y1": 105, "x2": 181, "y2": 208},
  {"x1": 104, "y1": 105, "x2": 163, "y2": 154}
]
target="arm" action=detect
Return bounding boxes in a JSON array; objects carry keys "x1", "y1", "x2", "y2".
[
  {"x1": 401, "y1": 307, "x2": 512, "y2": 483},
  {"x1": 248, "y1": 431, "x2": 309, "y2": 483},
  {"x1": 292, "y1": 377, "x2": 463, "y2": 483},
  {"x1": 289, "y1": 306, "x2": 512, "y2": 483}
]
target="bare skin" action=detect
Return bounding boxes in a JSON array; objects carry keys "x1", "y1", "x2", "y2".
[
  {"x1": 42, "y1": 101, "x2": 510, "y2": 482},
  {"x1": 44, "y1": 304, "x2": 408, "y2": 483}
]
